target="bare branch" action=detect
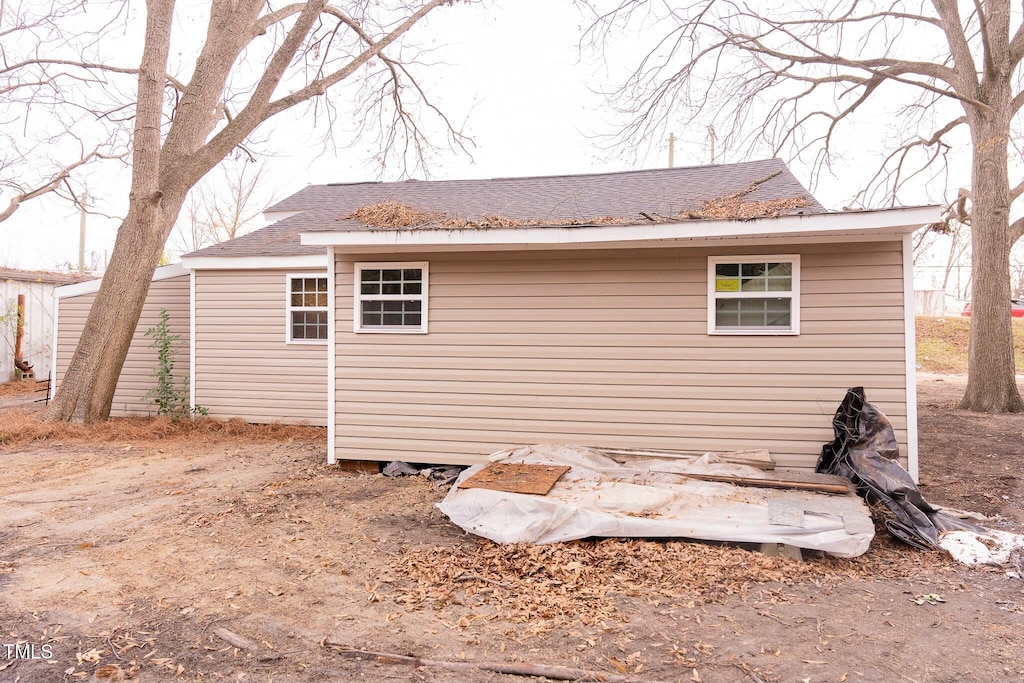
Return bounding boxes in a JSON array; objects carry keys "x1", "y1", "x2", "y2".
[
  {"x1": 177, "y1": 0, "x2": 452, "y2": 184},
  {"x1": 0, "y1": 58, "x2": 187, "y2": 91},
  {"x1": 0, "y1": 147, "x2": 122, "y2": 223},
  {"x1": 265, "y1": 0, "x2": 447, "y2": 117},
  {"x1": 1012, "y1": 216, "x2": 1024, "y2": 246},
  {"x1": 1009, "y1": 16, "x2": 1024, "y2": 66},
  {"x1": 252, "y1": 3, "x2": 305, "y2": 36}
]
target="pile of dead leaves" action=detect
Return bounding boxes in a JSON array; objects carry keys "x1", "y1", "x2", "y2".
[
  {"x1": 0, "y1": 408, "x2": 324, "y2": 448},
  {"x1": 390, "y1": 535, "x2": 952, "y2": 634},
  {"x1": 342, "y1": 202, "x2": 586, "y2": 230},
  {"x1": 342, "y1": 201, "x2": 446, "y2": 228},
  {"x1": 682, "y1": 170, "x2": 810, "y2": 220},
  {"x1": 691, "y1": 195, "x2": 810, "y2": 220}
]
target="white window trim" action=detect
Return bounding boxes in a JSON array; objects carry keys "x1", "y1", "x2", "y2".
[
  {"x1": 707, "y1": 254, "x2": 800, "y2": 335},
  {"x1": 353, "y1": 261, "x2": 429, "y2": 334},
  {"x1": 286, "y1": 271, "x2": 330, "y2": 345}
]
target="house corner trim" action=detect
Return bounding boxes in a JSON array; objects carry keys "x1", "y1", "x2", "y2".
[
  {"x1": 49, "y1": 289, "x2": 59, "y2": 402},
  {"x1": 326, "y1": 247, "x2": 336, "y2": 465},
  {"x1": 189, "y1": 271, "x2": 196, "y2": 413},
  {"x1": 903, "y1": 234, "x2": 919, "y2": 482}
]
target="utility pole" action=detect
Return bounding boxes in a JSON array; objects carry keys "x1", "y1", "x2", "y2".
[
  {"x1": 78, "y1": 192, "x2": 88, "y2": 274},
  {"x1": 668, "y1": 132, "x2": 675, "y2": 168}
]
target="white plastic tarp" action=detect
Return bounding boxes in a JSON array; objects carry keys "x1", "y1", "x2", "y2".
[
  {"x1": 438, "y1": 444, "x2": 875, "y2": 558},
  {"x1": 938, "y1": 529, "x2": 1024, "y2": 566}
]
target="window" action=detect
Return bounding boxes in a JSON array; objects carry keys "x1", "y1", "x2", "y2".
[
  {"x1": 707, "y1": 255, "x2": 800, "y2": 334},
  {"x1": 287, "y1": 274, "x2": 329, "y2": 343},
  {"x1": 354, "y1": 262, "x2": 428, "y2": 333}
]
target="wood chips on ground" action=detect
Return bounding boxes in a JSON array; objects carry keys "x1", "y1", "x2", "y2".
[{"x1": 0, "y1": 408, "x2": 324, "y2": 447}]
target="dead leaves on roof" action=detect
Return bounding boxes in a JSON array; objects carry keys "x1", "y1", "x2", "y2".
[
  {"x1": 341, "y1": 202, "x2": 603, "y2": 230},
  {"x1": 343, "y1": 201, "x2": 446, "y2": 228},
  {"x1": 389, "y1": 534, "x2": 950, "y2": 635},
  {"x1": 685, "y1": 170, "x2": 810, "y2": 220},
  {"x1": 691, "y1": 195, "x2": 810, "y2": 220},
  {"x1": 343, "y1": 174, "x2": 809, "y2": 229},
  {"x1": 343, "y1": 199, "x2": 807, "y2": 229}
]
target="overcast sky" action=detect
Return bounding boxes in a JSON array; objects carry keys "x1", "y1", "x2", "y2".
[{"x1": 0, "y1": 0, "x2": 985, "y2": 283}]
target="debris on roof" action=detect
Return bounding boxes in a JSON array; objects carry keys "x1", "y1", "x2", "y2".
[
  {"x1": 344, "y1": 192, "x2": 810, "y2": 229},
  {"x1": 437, "y1": 443, "x2": 874, "y2": 558},
  {"x1": 341, "y1": 202, "x2": 624, "y2": 229},
  {"x1": 692, "y1": 195, "x2": 810, "y2": 220},
  {"x1": 682, "y1": 171, "x2": 810, "y2": 220},
  {"x1": 342, "y1": 200, "x2": 447, "y2": 228},
  {"x1": 188, "y1": 159, "x2": 825, "y2": 257}
]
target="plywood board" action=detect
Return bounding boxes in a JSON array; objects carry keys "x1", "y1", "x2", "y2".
[{"x1": 459, "y1": 463, "x2": 571, "y2": 495}]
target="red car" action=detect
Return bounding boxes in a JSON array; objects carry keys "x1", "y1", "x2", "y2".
[{"x1": 961, "y1": 299, "x2": 1024, "y2": 317}]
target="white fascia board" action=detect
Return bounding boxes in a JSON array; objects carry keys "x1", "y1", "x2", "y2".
[
  {"x1": 299, "y1": 206, "x2": 941, "y2": 250},
  {"x1": 54, "y1": 262, "x2": 189, "y2": 299},
  {"x1": 180, "y1": 254, "x2": 328, "y2": 270}
]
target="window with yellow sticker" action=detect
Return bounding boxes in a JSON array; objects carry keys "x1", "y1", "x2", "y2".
[{"x1": 707, "y1": 255, "x2": 800, "y2": 334}]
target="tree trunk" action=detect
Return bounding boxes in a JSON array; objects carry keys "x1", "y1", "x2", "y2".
[
  {"x1": 46, "y1": 0, "x2": 181, "y2": 423},
  {"x1": 960, "y1": 115, "x2": 1024, "y2": 412},
  {"x1": 41, "y1": 0, "x2": 450, "y2": 422},
  {"x1": 46, "y1": 194, "x2": 187, "y2": 422}
]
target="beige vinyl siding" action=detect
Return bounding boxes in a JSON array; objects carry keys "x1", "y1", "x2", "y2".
[
  {"x1": 334, "y1": 242, "x2": 909, "y2": 469},
  {"x1": 194, "y1": 269, "x2": 327, "y2": 425},
  {"x1": 54, "y1": 276, "x2": 190, "y2": 415}
]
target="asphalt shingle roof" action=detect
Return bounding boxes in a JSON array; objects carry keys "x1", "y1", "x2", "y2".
[{"x1": 187, "y1": 159, "x2": 824, "y2": 258}]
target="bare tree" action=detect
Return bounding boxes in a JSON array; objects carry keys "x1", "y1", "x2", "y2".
[
  {"x1": 0, "y1": 146, "x2": 122, "y2": 224},
  {"x1": 583, "y1": 0, "x2": 1024, "y2": 412},
  {"x1": 0, "y1": 1, "x2": 126, "y2": 222},
  {"x1": 168, "y1": 160, "x2": 273, "y2": 257},
  {"x1": 1, "y1": 0, "x2": 465, "y2": 422}
]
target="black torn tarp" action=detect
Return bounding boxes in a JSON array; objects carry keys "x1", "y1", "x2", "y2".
[{"x1": 816, "y1": 387, "x2": 985, "y2": 550}]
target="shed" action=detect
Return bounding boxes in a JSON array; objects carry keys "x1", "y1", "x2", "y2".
[{"x1": 0, "y1": 268, "x2": 89, "y2": 383}]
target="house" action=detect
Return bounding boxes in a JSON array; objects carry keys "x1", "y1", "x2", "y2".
[
  {"x1": 52, "y1": 159, "x2": 936, "y2": 477},
  {"x1": 0, "y1": 268, "x2": 90, "y2": 383}
]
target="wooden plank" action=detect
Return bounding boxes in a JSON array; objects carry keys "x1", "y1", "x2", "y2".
[
  {"x1": 671, "y1": 472, "x2": 853, "y2": 495},
  {"x1": 601, "y1": 447, "x2": 776, "y2": 471},
  {"x1": 459, "y1": 463, "x2": 571, "y2": 495}
]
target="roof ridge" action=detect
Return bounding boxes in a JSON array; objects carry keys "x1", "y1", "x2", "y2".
[{"x1": 321, "y1": 158, "x2": 784, "y2": 189}]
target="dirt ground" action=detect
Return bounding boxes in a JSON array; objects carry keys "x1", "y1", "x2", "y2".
[{"x1": 1, "y1": 377, "x2": 1022, "y2": 683}]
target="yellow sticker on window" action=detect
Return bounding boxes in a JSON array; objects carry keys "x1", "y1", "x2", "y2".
[{"x1": 716, "y1": 278, "x2": 739, "y2": 292}]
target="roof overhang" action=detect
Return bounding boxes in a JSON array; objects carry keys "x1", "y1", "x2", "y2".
[
  {"x1": 54, "y1": 263, "x2": 189, "y2": 299},
  {"x1": 180, "y1": 254, "x2": 329, "y2": 270},
  {"x1": 299, "y1": 205, "x2": 940, "y2": 253}
]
